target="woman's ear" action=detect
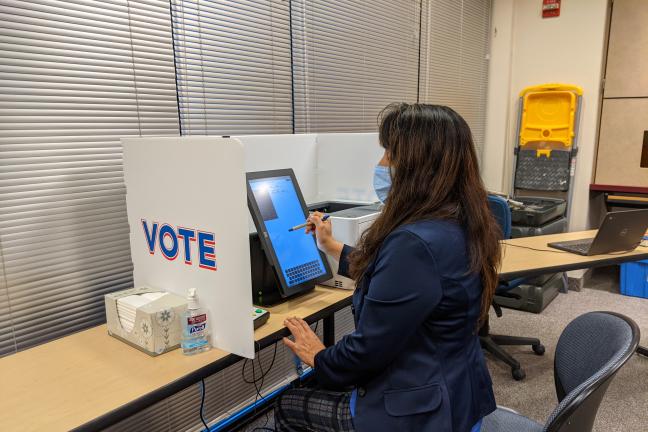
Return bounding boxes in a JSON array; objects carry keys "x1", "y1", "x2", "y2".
[{"x1": 378, "y1": 150, "x2": 390, "y2": 167}]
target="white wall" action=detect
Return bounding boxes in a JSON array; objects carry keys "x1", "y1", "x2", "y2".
[
  {"x1": 482, "y1": 0, "x2": 515, "y2": 193},
  {"x1": 483, "y1": 0, "x2": 610, "y2": 232}
]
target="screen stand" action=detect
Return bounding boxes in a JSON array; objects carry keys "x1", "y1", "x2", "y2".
[{"x1": 249, "y1": 233, "x2": 315, "y2": 306}]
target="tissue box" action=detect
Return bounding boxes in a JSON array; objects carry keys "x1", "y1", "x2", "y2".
[{"x1": 105, "y1": 287, "x2": 187, "y2": 356}]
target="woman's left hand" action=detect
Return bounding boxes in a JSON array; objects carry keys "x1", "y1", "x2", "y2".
[{"x1": 283, "y1": 317, "x2": 325, "y2": 368}]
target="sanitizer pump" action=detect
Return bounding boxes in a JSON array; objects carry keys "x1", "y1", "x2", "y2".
[{"x1": 181, "y1": 288, "x2": 211, "y2": 355}]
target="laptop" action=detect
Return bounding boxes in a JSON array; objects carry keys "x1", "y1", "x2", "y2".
[{"x1": 548, "y1": 209, "x2": 648, "y2": 256}]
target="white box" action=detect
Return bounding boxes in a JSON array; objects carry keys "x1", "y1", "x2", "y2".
[
  {"x1": 105, "y1": 287, "x2": 187, "y2": 356},
  {"x1": 322, "y1": 205, "x2": 382, "y2": 289}
]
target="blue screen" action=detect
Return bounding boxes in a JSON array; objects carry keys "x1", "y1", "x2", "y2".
[{"x1": 249, "y1": 176, "x2": 327, "y2": 287}]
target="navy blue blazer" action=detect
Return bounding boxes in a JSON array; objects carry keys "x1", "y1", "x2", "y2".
[{"x1": 314, "y1": 219, "x2": 496, "y2": 431}]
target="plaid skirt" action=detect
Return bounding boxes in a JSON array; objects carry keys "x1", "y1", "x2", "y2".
[{"x1": 274, "y1": 388, "x2": 355, "y2": 432}]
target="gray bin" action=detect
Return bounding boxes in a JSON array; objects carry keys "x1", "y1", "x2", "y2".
[
  {"x1": 510, "y1": 196, "x2": 567, "y2": 226},
  {"x1": 495, "y1": 273, "x2": 562, "y2": 314},
  {"x1": 511, "y1": 216, "x2": 568, "y2": 238}
]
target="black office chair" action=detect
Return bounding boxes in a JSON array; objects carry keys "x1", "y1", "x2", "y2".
[
  {"x1": 482, "y1": 311, "x2": 640, "y2": 432},
  {"x1": 482, "y1": 195, "x2": 545, "y2": 380}
]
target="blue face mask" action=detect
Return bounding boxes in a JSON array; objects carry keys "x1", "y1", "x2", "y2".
[{"x1": 373, "y1": 165, "x2": 391, "y2": 203}]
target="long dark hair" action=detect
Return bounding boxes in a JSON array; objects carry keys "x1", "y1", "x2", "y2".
[{"x1": 348, "y1": 103, "x2": 501, "y2": 324}]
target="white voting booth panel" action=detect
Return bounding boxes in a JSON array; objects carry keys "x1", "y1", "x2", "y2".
[
  {"x1": 316, "y1": 133, "x2": 382, "y2": 202},
  {"x1": 122, "y1": 137, "x2": 254, "y2": 359},
  {"x1": 236, "y1": 134, "x2": 319, "y2": 233},
  {"x1": 236, "y1": 134, "x2": 319, "y2": 202},
  {"x1": 120, "y1": 133, "x2": 379, "y2": 358},
  {"x1": 237, "y1": 132, "x2": 381, "y2": 204}
]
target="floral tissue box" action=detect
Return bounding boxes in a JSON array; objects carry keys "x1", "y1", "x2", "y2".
[{"x1": 105, "y1": 286, "x2": 187, "y2": 356}]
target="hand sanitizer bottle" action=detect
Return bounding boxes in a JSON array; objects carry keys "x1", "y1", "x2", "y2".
[{"x1": 181, "y1": 288, "x2": 211, "y2": 355}]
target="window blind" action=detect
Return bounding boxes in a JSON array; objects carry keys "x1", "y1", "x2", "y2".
[
  {"x1": 0, "y1": 0, "x2": 179, "y2": 356},
  {"x1": 171, "y1": 0, "x2": 293, "y2": 135},
  {"x1": 420, "y1": 0, "x2": 491, "y2": 157},
  {"x1": 292, "y1": 0, "x2": 423, "y2": 133}
]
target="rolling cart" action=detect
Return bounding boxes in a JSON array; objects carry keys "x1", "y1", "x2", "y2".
[
  {"x1": 511, "y1": 83, "x2": 583, "y2": 222},
  {"x1": 501, "y1": 84, "x2": 584, "y2": 309}
]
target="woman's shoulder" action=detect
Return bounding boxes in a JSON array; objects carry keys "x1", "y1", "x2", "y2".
[
  {"x1": 388, "y1": 219, "x2": 466, "y2": 254},
  {"x1": 375, "y1": 220, "x2": 470, "y2": 277},
  {"x1": 396, "y1": 218, "x2": 464, "y2": 237}
]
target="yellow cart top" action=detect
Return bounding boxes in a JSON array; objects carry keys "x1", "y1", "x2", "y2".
[{"x1": 518, "y1": 83, "x2": 583, "y2": 156}]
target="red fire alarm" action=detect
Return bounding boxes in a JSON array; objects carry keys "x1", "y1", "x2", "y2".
[{"x1": 542, "y1": 0, "x2": 561, "y2": 18}]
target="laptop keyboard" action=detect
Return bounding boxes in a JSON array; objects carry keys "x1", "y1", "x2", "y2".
[
  {"x1": 286, "y1": 260, "x2": 322, "y2": 285},
  {"x1": 565, "y1": 240, "x2": 593, "y2": 254}
]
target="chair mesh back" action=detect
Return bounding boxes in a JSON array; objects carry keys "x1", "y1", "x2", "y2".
[
  {"x1": 554, "y1": 312, "x2": 632, "y2": 395},
  {"x1": 544, "y1": 312, "x2": 634, "y2": 430}
]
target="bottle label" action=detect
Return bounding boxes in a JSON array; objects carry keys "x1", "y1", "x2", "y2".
[
  {"x1": 188, "y1": 314, "x2": 207, "y2": 325},
  {"x1": 187, "y1": 314, "x2": 207, "y2": 336}
]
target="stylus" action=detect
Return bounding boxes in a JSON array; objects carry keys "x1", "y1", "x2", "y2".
[{"x1": 288, "y1": 214, "x2": 330, "y2": 232}]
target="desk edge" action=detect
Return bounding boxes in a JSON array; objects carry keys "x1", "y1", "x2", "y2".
[{"x1": 498, "y1": 251, "x2": 648, "y2": 281}]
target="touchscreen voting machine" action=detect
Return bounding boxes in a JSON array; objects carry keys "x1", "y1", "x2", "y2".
[{"x1": 247, "y1": 169, "x2": 332, "y2": 298}]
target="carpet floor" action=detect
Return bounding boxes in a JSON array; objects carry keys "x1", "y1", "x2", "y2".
[{"x1": 240, "y1": 268, "x2": 648, "y2": 431}]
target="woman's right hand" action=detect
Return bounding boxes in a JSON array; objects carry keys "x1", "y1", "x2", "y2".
[{"x1": 305, "y1": 211, "x2": 343, "y2": 260}]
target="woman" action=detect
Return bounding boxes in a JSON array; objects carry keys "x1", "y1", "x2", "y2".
[{"x1": 275, "y1": 103, "x2": 501, "y2": 432}]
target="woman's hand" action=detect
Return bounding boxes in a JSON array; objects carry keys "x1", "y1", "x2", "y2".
[
  {"x1": 305, "y1": 211, "x2": 343, "y2": 261},
  {"x1": 282, "y1": 317, "x2": 325, "y2": 368}
]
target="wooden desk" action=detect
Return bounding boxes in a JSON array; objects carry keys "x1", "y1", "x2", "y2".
[
  {"x1": 0, "y1": 286, "x2": 353, "y2": 432},
  {"x1": 3, "y1": 230, "x2": 648, "y2": 432},
  {"x1": 499, "y1": 230, "x2": 648, "y2": 280}
]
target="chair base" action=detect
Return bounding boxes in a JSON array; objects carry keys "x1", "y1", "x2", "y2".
[{"x1": 479, "y1": 320, "x2": 545, "y2": 381}]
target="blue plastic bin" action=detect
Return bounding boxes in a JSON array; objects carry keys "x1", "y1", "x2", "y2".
[{"x1": 620, "y1": 259, "x2": 648, "y2": 299}]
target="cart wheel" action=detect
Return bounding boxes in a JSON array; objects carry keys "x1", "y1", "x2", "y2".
[
  {"x1": 533, "y1": 344, "x2": 546, "y2": 355},
  {"x1": 512, "y1": 368, "x2": 526, "y2": 381}
]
